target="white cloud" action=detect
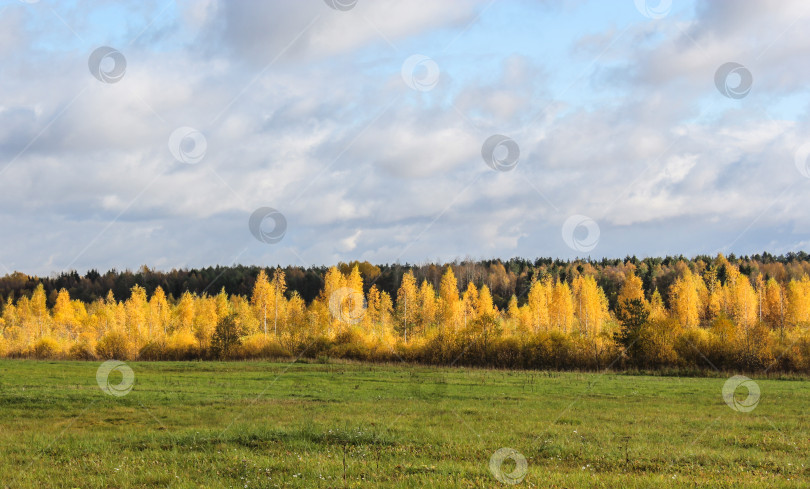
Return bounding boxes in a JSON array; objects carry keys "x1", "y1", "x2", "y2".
[{"x1": 2, "y1": 0, "x2": 810, "y2": 275}]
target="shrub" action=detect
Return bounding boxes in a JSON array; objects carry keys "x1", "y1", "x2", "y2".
[
  {"x1": 523, "y1": 333, "x2": 553, "y2": 370},
  {"x1": 165, "y1": 331, "x2": 200, "y2": 360},
  {"x1": 211, "y1": 313, "x2": 243, "y2": 359},
  {"x1": 32, "y1": 337, "x2": 61, "y2": 359},
  {"x1": 491, "y1": 336, "x2": 522, "y2": 368},
  {"x1": 637, "y1": 318, "x2": 679, "y2": 368},
  {"x1": 735, "y1": 322, "x2": 775, "y2": 371},
  {"x1": 785, "y1": 331, "x2": 810, "y2": 372},
  {"x1": 673, "y1": 327, "x2": 713, "y2": 369},
  {"x1": 96, "y1": 331, "x2": 132, "y2": 360},
  {"x1": 547, "y1": 332, "x2": 577, "y2": 370},
  {"x1": 327, "y1": 341, "x2": 368, "y2": 361},
  {"x1": 138, "y1": 341, "x2": 168, "y2": 361},
  {"x1": 303, "y1": 335, "x2": 333, "y2": 359},
  {"x1": 324, "y1": 328, "x2": 375, "y2": 362},
  {"x1": 236, "y1": 334, "x2": 291, "y2": 359},
  {"x1": 68, "y1": 341, "x2": 97, "y2": 360},
  {"x1": 614, "y1": 298, "x2": 650, "y2": 367}
]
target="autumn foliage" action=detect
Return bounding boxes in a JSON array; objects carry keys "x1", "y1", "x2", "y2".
[{"x1": 2, "y1": 254, "x2": 810, "y2": 371}]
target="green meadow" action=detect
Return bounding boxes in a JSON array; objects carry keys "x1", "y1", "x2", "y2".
[{"x1": 0, "y1": 360, "x2": 807, "y2": 488}]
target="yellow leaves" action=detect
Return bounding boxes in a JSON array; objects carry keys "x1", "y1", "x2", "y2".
[
  {"x1": 52, "y1": 289, "x2": 75, "y2": 328},
  {"x1": 549, "y1": 280, "x2": 574, "y2": 334},
  {"x1": 167, "y1": 329, "x2": 197, "y2": 352},
  {"x1": 786, "y1": 275, "x2": 810, "y2": 327},
  {"x1": 9, "y1": 259, "x2": 810, "y2": 365},
  {"x1": 527, "y1": 278, "x2": 551, "y2": 332},
  {"x1": 728, "y1": 274, "x2": 757, "y2": 328},
  {"x1": 439, "y1": 266, "x2": 458, "y2": 302},
  {"x1": 239, "y1": 333, "x2": 288, "y2": 358},
  {"x1": 338, "y1": 261, "x2": 380, "y2": 283},
  {"x1": 396, "y1": 271, "x2": 419, "y2": 339},
  {"x1": 247, "y1": 268, "x2": 290, "y2": 337},
  {"x1": 124, "y1": 286, "x2": 148, "y2": 344},
  {"x1": 193, "y1": 296, "x2": 218, "y2": 347},
  {"x1": 708, "y1": 264, "x2": 757, "y2": 329},
  {"x1": 702, "y1": 265, "x2": 723, "y2": 322},
  {"x1": 1, "y1": 297, "x2": 17, "y2": 328},
  {"x1": 52, "y1": 289, "x2": 88, "y2": 341},
  {"x1": 215, "y1": 288, "x2": 230, "y2": 318},
  {"x1": 438, "y1": 266, "x2": 459, "y2": 327},
  {"x1": 505, "y1": 295, "x2": 521, "y2": 334},
  {"x1": 378, "y1": 290, "x2": 394, "y2": 331},
  {"x1": 366, "y1": 285, "x2": 382, "y2": 324},
  {"x1": 251, "y1": 269, "x2": 274, "y2": 336},
  {"x1": 30, "y1": 336, "x2": 61, "y2": 359},
  {"x1": 668, "y1": 263, "x2": 761, "y2": 331},
  {"x1": 25, "y1": 284, "x2": 50, "y2": 338},
  {"x1": 461, "y1": 282, "x2": 479, "y2": 327},
  {"x1": 175, "y1": 291, "x2": 196, "y2": 333},
  {"x1": 284, "y1": 292, "x2": 308, "y2": 344},
  {"x1": 650, "y1": 289, "x2": 666, "y2": 321},
  {"x1": 477, "y1": 284, "x2": 495, "y2": 319},
  {"x1": 346, "y1": 265, "x2": 362, "y2": 295},
  {"x1": 617, "y1": 271, "x2": 647, "y2": 310},
  {"x1": 30, "y1": 284, "x2": 48, "y2": 321},
  {"x1": 669, "y1": 268, "x2": 701, "y2": 328},
  {"x1": 710, "y1": 314, "x2": 737, "y2": 343},
  {"x1": 96, "y1": 330, "x2": 133, "y2": 360},
  {"x1": 763, "y1": 278, "x2": 785, "y2": 330},
  {"x1": 149, "y1": 286, "x2": 171, "y2": 336},
  {"x1": 418, "y1": 280, "x2": 437, "y2": 326},
  {"x1": 230, "y1": 295, "x2": 259, "y2": 336},
  {"x1": 506, "y1": 295, "x2": 519, "y2": 320},
  {"x1": 572, "y1": 275, "x2": 609, "y2": 337},
  {"x1": 322, "y1": 267, "x2": 346, "y2": 302}
]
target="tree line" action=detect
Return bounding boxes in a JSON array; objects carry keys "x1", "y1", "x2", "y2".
[{"x1": 2, "y1": 253, "x2": 810, "y2": 371}]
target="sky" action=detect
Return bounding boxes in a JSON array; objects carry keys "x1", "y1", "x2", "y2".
[{"x1": 1, "y1": 0, "x2": 810, "y2": 276}]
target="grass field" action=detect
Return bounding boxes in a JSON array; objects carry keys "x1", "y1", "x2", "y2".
[{"x1": 0, "y1": 360, "x2": 808, "y2": 488}]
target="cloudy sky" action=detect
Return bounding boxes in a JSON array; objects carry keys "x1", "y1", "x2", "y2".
[{"x1": 1, "y1": 0, "x2": 810, "y2": 276}]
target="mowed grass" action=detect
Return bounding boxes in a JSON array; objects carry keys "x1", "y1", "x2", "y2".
[{"x1": 0, "y1": 360, "x2": 808, "y2": 488}]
